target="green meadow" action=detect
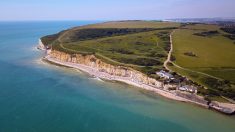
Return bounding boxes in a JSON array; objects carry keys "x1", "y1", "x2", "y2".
[
  {"x1": 170, "y1": 24, "x2": 235, "y2": 100},
  {"x1": 42, "y1": 21, "x2": 235, "y2": 101},
  {"x1": 42, "y1": 21, "x2": 179, "y2": 78}
]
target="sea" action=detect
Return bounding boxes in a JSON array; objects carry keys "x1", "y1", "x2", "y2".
[{"x1": 0, "y1": 21, "x2": 234, "y2": 132}]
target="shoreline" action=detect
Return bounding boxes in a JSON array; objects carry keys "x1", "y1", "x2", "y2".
[
  {"x1": 37, "y1": 39, "x2": 46, "y2": 50},
  {"x1": 43, "y1": 55, "x2": 209, "y2": 107},
  {"x1": 38, "y1": 34, "x2": 234, "y2": 115}
]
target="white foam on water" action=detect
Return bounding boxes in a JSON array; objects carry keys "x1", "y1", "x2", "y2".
[{"x1": 90, "y1": 77, "x2": 104, "y2": 82}]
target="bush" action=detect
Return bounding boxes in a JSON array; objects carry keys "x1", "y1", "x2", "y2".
[
  {"x1": 184, "y1": 52, "x2": 197, "y2": 57},
  {"x1": 221, "y1": 27, "x2": 235, "y2": 34},
  {"x1": 170, "y1": 55, "x2": 176, "y2": 61},
  {"x1": 193, "y1": 31, "x2": 219, "y2": 37},
  {"x1": 109, "y1": 48, "x2": 134, "y2": 54},
  {"x1": 147, "y1": 52, "x2": 166, "y2": 58},
  {"x1": 41, "y1": 30, "x2": 66, "y2": 45},
  {"x1": 115, "y1": 57, "x2": 163, "y2": 66},
  {"x1": 200, "y1": 77, "x2": 235, "y2": 99},
  {"x1": 139, "y1": 66, "x2": 159, "y2": 75}
]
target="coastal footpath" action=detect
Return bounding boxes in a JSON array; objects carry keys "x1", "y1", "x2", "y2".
[{"x1": 39, "y1": 40, "x2": 235, "y2": 115}]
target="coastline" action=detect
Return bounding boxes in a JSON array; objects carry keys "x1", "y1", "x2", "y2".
[
  {"x1": 39, "y1": 37, "x2": 235, "y2": 115},
  {"x1": 37, "y1": 39, "x2": 46, "y2": 50},
  {"x1": 43, "y1": 55, "x2": 208, "y2": 107}
]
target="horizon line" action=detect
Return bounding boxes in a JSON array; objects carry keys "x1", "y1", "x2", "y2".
[{"x1": 0, "y1": 17, "x2": 235, "y2": 22}]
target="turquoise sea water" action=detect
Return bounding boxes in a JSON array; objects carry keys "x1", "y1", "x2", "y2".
[{"x1": 0, "y1": 21, "x2": 234, "y2": 132}]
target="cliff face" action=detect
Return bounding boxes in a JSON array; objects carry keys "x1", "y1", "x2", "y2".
[
  {"x1": 50, "y1": 50, "x2": 163, "y2": 87},
  {"x1": 37, "y1": 39, "x2": 46, "y2": 50}
]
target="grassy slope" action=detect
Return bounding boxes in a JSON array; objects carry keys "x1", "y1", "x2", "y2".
[
  {"x1": 172, "y1": 24, "x2": 235, "y2": 82},
  {"x1": 45, "y1": 21, "x2": 180, "y2": 78},
  {"x1": 63, "y1": 30, "x2": 170, "y2": 75},
  {"x1": 169, "y1": 24, "x2": 235, "y2": 101},
  {"x1": 42, "y1": 21, "x2": 235, "y2": 101}
]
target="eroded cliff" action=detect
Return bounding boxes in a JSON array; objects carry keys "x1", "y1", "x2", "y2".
[{"x1": 49, "y1": 50, "x2": 163, "y2": 88}]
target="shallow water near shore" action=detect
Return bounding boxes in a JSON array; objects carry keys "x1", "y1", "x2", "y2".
[{"x1": 0, "y1": 21, "x2": 235, "y2": 132}]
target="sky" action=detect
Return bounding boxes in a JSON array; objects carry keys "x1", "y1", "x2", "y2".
[{"x1": 0, "y1": 0, "x2": 234, "y2": 21}]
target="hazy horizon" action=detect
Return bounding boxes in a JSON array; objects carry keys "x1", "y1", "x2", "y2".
[{"x1": 0, "y1": 0, "x2": 234, "y2": 21}]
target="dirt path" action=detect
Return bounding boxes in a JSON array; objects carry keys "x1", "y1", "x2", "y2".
[
  {"x1": 164, "y1": 30, "x2": 222, "y2": 80},
  {"x1": 172, "y1": 62, "x2": 222, "y2": 80},
  {"x1": 163, "y1": 31, "x2": 174, "y2": 71}
]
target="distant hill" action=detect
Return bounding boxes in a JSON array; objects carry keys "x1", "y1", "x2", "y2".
[{"x1": 165, "y1": 17, "x2": 235, "y2": 24}]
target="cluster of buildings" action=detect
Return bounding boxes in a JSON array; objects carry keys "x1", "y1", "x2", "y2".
[{"x1": 156, "y1": 70, "x2": 198, "y2": 94}]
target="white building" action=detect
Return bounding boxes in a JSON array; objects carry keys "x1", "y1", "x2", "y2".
[
  {"x1": 156, "y1": 70, "x2": 174, "y2": 80},
  {"x1": 178, "y1": 85, "x2": 197, "y2": 93}
]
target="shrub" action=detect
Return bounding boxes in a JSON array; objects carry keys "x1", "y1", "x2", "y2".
[
  {"x1": 221, "y1": 27, "x2": 235, "y2": 34},
  {"x1": 116, "y1": 57, "x2": 163, "y2": 66},
  {"x1": 193, "y1": 31, "x2": 219, "y2": 37},
  {"x1": 170, "y1": 55, "x2": 176, "y2": 61},
  {"x1": 147, "y1": 52, "x2": 166, "y2": 58},
  {"x1": 109, "y1": 48, "x2": 134, "y2": 54},
  {"x1": 139, "y1": 66, "x2": 159, "y2": 75},
  {"x1": 184, "y1": 52, "x2": 197, "y2": 57}
]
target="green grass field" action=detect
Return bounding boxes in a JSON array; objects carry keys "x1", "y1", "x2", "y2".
[
  {"x1": 42, "y1": 21, "x2": 235, "y2": 101},
  {"x1": 169, "y1": 24, "x2": 235, "y2": 100},
  {"x1": 42, "y1": 21, "x2": 179, "y2": 78},
  {"x1": 172, "y1": 24, "x2": 235, "y2": 82},
  {"x1": 78, "y1": 21, "x2": 180, "y2": 29}
]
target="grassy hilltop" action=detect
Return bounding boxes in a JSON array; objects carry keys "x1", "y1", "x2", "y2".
[
  {"x1": 169, "y1": 23, "x2": 235, "y2": 101},
  {"x1": 41, "y1": 21, "x2": 180, "y2": 78},
  {"x1": 41, "y1": 21, "x2": 235, "y2": 101}
]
